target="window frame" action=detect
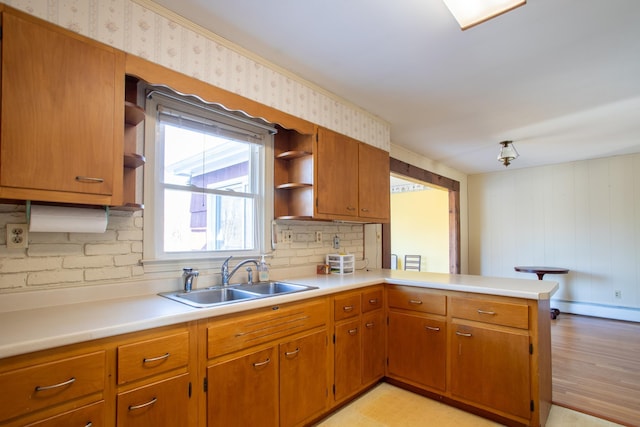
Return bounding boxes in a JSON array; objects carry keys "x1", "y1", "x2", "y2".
[{"x1": 142, "y1": 88, "x2": 275, "y2": 273}]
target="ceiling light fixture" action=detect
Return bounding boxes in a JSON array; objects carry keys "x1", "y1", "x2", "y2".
[
  {"x1": 497, "y1": 140, "x2": 519, "y2": 167},
  {"x1": 442, "y1": 0, "x2": 526, "y2": 30}
]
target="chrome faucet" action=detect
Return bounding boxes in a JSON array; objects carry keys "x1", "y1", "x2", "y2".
[
  {"x1": 182, "y1": 267, "x2": 199, "y2": 292},
  {"x1": 221, "y1": 256, "x2": 259, "y2": 286}
]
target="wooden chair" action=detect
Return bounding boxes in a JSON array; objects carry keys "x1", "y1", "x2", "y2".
[{"x1": 404, "y1": 255, "x2": 421, "y2": 271}]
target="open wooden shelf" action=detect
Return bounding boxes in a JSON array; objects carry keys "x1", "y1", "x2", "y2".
[{"x1": 276, "y1": 150, "x2": 311, "y2": 160}]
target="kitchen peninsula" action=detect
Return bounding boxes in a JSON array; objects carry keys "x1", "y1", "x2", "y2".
[{"x1": 0, "y1": 270, "x2": 557, "y2": 427}]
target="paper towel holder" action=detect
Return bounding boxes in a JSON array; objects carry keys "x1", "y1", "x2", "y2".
[{"x1": 26, "y1": 201, "x2": 110, "y2": 233}]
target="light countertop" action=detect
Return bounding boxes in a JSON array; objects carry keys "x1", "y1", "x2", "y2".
[{"x1": 0, "y1": 269, "x2": 557, "y2": 359}]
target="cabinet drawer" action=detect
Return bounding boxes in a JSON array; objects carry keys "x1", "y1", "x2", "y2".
[
  {"x1": 334, "y1": 293, "x2": 361, "y2": 321},
  {"x1": 117, "y1": 331, "x2": 190, "y2": 385},
  {"x1": 117, "y1": 373, "x2": 190, "y2": 427},
  {"x1": 24, "y1": 400, "x2": 105, "y2": 427},
  {"x1": 387, "y1": 286, "x2": 446, "y2": 315},
  {"x1": 361, "y1": 287, "x2": 383, "y2": 313},
  {"x1": 0, "y1": 351, "x2": 105, "y2": 422},
  {"x1": 207, "y1": 298, "x2": 328, "y2": 359},
  {"x1": 450, "y1": 296, "x2": 529, "y2": 329}
]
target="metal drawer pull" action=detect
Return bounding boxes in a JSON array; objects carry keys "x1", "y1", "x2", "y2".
[
  {"x1": 343, "y1": 305, "x2": 354, "y2": 312},
  {"x1": 365, "y1": 322, "x2": 375, "y2": 328},
  {"x1": 75, "y1": 176, "x2": 105, "y2": 183},
  {"x1": 347, "y1": 206, "x2": 356, "y2": 211},
  {"x1": 361, "y1": 208, "x2": 370, "y2": 212},
  {"x1": 456, "y1": 331, "x2": 472, "y2": 337},
  {"x1": 477, "y1": 309, "x2": 496, "y2": 315},
  {"x1": 368, "y1": 298, "x2": 378, "y2": 305},
  {"x1": 35, "y1": 376, "x2": 76, "y2": 391},
  {"x1": 409, "y1": 299, "x2": 423, "y2": 305},
  {"x1": 348, "y1": 328, "x2": 358, "y2": 335},
  {"x1": 253, "y1": 358, "x2": 271, "y2": 367},
  {"x1": 284, "y1": 348, "x2": 300, "y2": 357},
  {"x1": 128, "y1": 397, "x2": 157, "y2": 411},
  {"x1": 425, "y1": 326, "x2": 440, "y2": 332},
  {"x1": 143, "y1": 352, "x2": 170, "y2": 363},
  {"x1": 85, "y1": 423, "x2": 93, "y2": 427}
]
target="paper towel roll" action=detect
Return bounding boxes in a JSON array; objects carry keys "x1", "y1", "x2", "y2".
[{"x1": 29, "y1": 205, "x2": 108, "y2": 233}]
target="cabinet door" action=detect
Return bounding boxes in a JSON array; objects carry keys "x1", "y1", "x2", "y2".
[
  {"x1": 361, "y1": 310, "x2": 385, "y2": 385},
  {"x1": 207, "y1": 347, "x2": 278, "y2": 427},
  {"x1": 316, "y1": 128, "x2": 359, "y2": 218},
  {"x1": 358, "y1": 143, "x2": 390, "y2": 221},
  {"x1": 1, "y1": 11, "x2": 123, "y2": 203},
  {"x1": 387, "y1": 312, "x2": 446, "y2": 391},
  {"x1": 450, "y1": 324, "x2": 531, "y2": 419},
  {"x1": 279, "y1": 330, "x2": 327, "y2": 427},
  {"x1": 117, "y1": 373, "x2": 190, "y2": 427},
  {"x1": 334, "y1": 319, "x2": 361, "y2": 401}
]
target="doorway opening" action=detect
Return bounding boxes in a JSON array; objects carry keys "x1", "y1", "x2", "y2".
[
  {"x1": 382, "y1": 158, "x2": 461, "y2": 273},
  {"x1": 390, "y1": 175, "x2": 449, "y2": 272}
]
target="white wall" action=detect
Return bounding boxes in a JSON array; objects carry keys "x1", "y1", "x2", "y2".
[
  {"x1": 469, "y1": 153, "x2": 640, "y2": 321},
  {"x1": 391, "y1": 188, "x2": 450, "y2": 273}
]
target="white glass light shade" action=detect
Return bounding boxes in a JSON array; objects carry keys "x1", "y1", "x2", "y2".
[
  {"x1": 498, "y1": 141, "x2": 519, "y2": 167},
  {"x1": 442, "y1": 0, "x2": 526, "y2": 30}
]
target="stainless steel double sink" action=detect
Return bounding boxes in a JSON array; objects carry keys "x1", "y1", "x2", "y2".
[{"x1": 159, "y1": 281, "x2": 317, "y2": 308}]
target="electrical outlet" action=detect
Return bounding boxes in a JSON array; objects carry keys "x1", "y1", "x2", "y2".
[
  {"x1": 282, "y1": 230, "x2": 293, "y2": 243},
  {"x1": 315, "y1": 231, "x2": 322, "y2": 243},
  {"x1": 7, "y1": 224, "x2": 28, "y2": 248},
  {"x1": 615, "y1": 290, "x2": 622, "y2": 299},
  {"x1": 333, "y1": 235, "x2": 340, "y2": 249}
]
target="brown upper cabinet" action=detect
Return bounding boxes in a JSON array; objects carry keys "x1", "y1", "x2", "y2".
[
  {"x1": 275, "y1": 126, "x2": 390, "y2": 222},
  {"x1": 0, "y1": 6, "x2": 124, "y2": 206},
  {"x1": 316, "y1": 127, "x2": 390, "y2": 222}
]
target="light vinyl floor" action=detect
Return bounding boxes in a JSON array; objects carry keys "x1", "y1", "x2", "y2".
[{"x1": 315, "y1": 382, "x2": 623, "y2": 427}]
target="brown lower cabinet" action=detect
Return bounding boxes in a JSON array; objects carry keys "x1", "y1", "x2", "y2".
[
  {"x1": 387, "y1": 311, "x2": 447, "y2": 391},
  {"x1": 203, "y1": 298, "x2": 330, "y2": 427},
  {"x1": 386, "y1": 285, "x2": 552, "y2": 427},
  {"x1": 117, "y1": 373, "x2": 191, "y2": 426},
  {"x1": 0, "y1": 284, "x2": 551, "y2": 427},
  {"x1": 332, "y1": 286, "x2": 386, "y2": 404}
]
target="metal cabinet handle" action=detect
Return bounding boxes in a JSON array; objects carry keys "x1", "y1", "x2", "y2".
[
  {"x1": 348, "y1": 328, "x2": 359, "y2": 335},
  {"x1": 284, "y1": 348, "x2": 300, "y2": 357},
  {"x1": 343, "y1": 305, "x2": 354, "y2": 312},
  {"x1": 35, "y1": 377, "x2": 76, "y2": 392},
  {"x1": 477, "y1": 309, "x2": 496, "y2": 315},
  {"x1": 425, "y1": 326, "x2": 440, "y2": 332},
  {"x1": 253, "y1": 358, "x2": 271, "y2": 367},
  {"x1": 85, "y1": 423, "x2": 93, "y2": 427},
  {"x1": 128, "y1": 397, "x2": 157, "y2": 411},
  {"x1": 409, "y1": 299, "x2": 423, "y2": 305},
  {"x1": 361, "y1": 208, "x2": 369, "y2": 212},
  {"x1": 143, "y1": 352, "x2": 170, "y2": 363},
  {"x1": 365, "y1": 322, "x2": 375, "y2": 329},
  {"x1": 75, "y1": 176, "x2": 105, "y2": 183},
  {"x1": 456, "y1": 331, "x2": 472, "y2": 337},
  {"x1": 346, "y1": 206, "x2": 356, "y2": 211},
  {"x1": 368, "y1": 298, "x2": 378, "y2": 305}
]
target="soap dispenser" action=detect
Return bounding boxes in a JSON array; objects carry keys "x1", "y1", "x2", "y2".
[{"x1": 258, "y1": 255, "x2": 270, "y2": 282}]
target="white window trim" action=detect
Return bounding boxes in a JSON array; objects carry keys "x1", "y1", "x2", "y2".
[{"x1": 141, "y1": 89, "x2": 275, "y2": 274}]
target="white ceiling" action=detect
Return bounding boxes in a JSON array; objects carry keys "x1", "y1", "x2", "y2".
[{"x1": 152, "y1": 0, "x2": 640, "y2": 174}]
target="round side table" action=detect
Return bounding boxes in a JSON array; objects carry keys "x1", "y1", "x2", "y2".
[{"x1": 514, "y1": 266, "x2": 569, "y2": 319}]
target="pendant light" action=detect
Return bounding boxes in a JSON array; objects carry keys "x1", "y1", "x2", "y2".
[{"x1": 497, "y1": 140, "x2": 519, "y2": 167}]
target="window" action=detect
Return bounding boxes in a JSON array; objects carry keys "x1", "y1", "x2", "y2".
[{"x1": 143, "y1": 89, "x2": 275, "y2": 266}]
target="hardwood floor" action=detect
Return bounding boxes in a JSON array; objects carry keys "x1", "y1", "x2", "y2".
[{"x1": 551, "y1": 313, "x2": 640, "y2": 427}]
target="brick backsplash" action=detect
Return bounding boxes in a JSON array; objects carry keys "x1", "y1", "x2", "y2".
[{"x1": 0, "y1": 204, "x2": 364, "y2": 292}]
